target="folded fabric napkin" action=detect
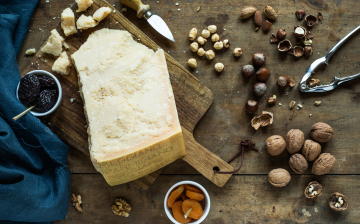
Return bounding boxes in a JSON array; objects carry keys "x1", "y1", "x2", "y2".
[{"x1": 0, "y1": 1, "x2": 70, "y2": 223}]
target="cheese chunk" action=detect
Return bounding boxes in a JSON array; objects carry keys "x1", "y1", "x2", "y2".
[
  {"x1": 76, "y1": 15, "x2": 98, "y2": 30},
  {"x1": 93, "y1": 7, "x2": 112, "y2": 22},
  {"x1": 25, "y1": 48, "x2": 36, "y2": 55},
  {"x1": 52, "y1": 52, "x2": 71, "y2": 75},
  {"x1": 63, "y1": 42, "x2": 69, "y2": 49},
  {"x1": 71, "y1": 29, "x2": 186, "y2": 186},
  {"x1": 75, "y1": 0, "x2": 93, "y2": 12},
  {"x1": 61, "y1": 8, "x2": 77, "y2": 36},
  {"x1": 40, "y1": 29, "x2": 64, "y2": 57}
]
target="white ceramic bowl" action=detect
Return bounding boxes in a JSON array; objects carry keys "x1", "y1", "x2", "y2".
[
  {"x1": 164, "y1": 181, "x2": 210, "y2": 224},
  {"x1": 16, "y1": 70, "x2": 62, "y2": 117}
]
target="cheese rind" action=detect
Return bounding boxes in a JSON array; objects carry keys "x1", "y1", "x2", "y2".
[
  {"x1": 61, "y1": 8, "x2": 77, "y2": 36},
  {"x1": 52, "y1": 51, "x2": 71, "y2": 75},
  {"x1": 40, "y1": 29, "x2": 64, "y2": 57},
  {"x1": 75, "y1": 0, "x2": 93, "y2": 12},
  {"x1": 71, "y1": 29, "x2": 186, "y2": 185},
  {"x1": 93, "y1": 7, "x2": 112, "y2": 22},
  {"x1": 76, "y1": 15, "x2": 98, "y2": 30}
]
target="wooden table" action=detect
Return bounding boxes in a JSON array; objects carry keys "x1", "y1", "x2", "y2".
[{"x1": 18, "y1": 0, "x2": 360, "y2": 223}]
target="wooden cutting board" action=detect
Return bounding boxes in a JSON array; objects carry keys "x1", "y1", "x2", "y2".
[{"x1": 21, "y1": 0, "x2": 233, "y2": 189}]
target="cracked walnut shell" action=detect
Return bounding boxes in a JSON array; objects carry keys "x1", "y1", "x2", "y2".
[
  {"x1": 329, "y1": 192, "x2": 348, "y2": 211},
  {"x1": 265, "y1": 135, "x2": 286, "y2": 156},
  {"x1": 268, "y1": 168, "x2": 291, "y2": 187},
  {"x1": 289, "y1": 154, "x2": 308, "y2": 174},
  {"x1": 304, "y1": 181, "x2": 323, "y2": 198},
  {"x1": 311, "y1": 122, "x2": 334, "y2": 143},
  {"x1": 312, "y1": 153, "x2": 336, "y2": 175},
  {"x1": 251, "y1": 111, "x2": 273, "y2": 130},
  {"x1": 302, "y1": 139, "x2": 321, "y2": 161},
  {"x1": 112, "y1": 198, "x2": 132, "y2": 217},
  {"x1": 285, "y1": 129, "x2": 304, "y2": 154}
]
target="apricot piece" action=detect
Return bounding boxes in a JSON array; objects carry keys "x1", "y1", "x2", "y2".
[
  {"x1": 182, "y1": 199, "x2": 204, "y2": 220},
  {"x1": 184, "y1": 184, "x2": 202, "y2": 194},
  {"x1": 167, "y1": 185, "x2": 185, "y2": 208},
  {"x1": 172, "y1": 201, "x2": 192, "y2": 223},
  {"x1": 186, "y1": 190, "x2": 205, "y2": 201},
  {"x1": 181, "y1": 192, "x2": 189, "y2": 201}
]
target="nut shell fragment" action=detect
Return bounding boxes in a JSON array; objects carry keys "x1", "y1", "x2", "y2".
[
  {"x1": 268, "y1": 168, "x2": 291, "y2": 187},
  {"x1": 265, "y1": 135, "x2": 286, "y2": 156},
  {"x1": 328, "y1": 192, "x2": 348, "y2": 211},
  {"x1": 311, "y1": 122, "x2": 334, "y2": 143},
  {"x1": 318, "y1": 12, "x2": 323, "y2": 21},
  {"x1": 305, "y1": 14, "x2": 317, "y2": 27},
  {"x1": 295, "y1": 9, "x2": 306, "y2": 20},
  {"x1": 251, "y1": 111, "x2": 273, "y2": 130},
  {"x1": 278, "y1": 39, "x2": 292, "y2": 52},
  {"x1": 289, "y1": 154, "x2": 308, "y2": 174},
  {"x1": 294, "y1": 46, "x2": 304, "y2": 57},
  {"x1": 270, "y1": 33, "x2": 278, "y2": 43},
  {"x1": 312, "y1": 153, "x2": 336, "y2": 175},
  {"x1": 304, "y1": 181, "x2": 323, "y2": 198}
]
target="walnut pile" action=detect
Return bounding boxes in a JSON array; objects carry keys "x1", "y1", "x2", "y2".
[
  {"x1": 111, "y1": 198, "x2": 132, "y2": 217},
  {"x1": 71, "y1": 193, "x2": 82, "y2": 212}
]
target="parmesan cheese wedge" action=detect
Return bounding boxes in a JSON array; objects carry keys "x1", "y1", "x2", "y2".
[
  {"x1": 40, "y1": 29, "x2": 64, "y2": 57},
  {"x1": 75, "y1": 0, "x2": 93, "y2": 12},
  {"x1": 61, "y1": 8, "x2": 77, "y2": 36},
  {"x1": 52, "y1": 51, "x2": 71, "y2": 75},
  {"x1": 93, "y1": 7, "x2": 112, "y2": 22},
  {"x1": 71, "y1": 29, "x2": 186, "y2": 186},
  {"x1": 76, "y1": 15, "x2": 98, "y2": 30}
]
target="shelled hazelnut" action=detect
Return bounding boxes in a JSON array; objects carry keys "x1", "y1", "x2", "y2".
[
  {"x1": 205, "y1": 50, "x2": 215, "y2": 60},
  {"x1": 277, "y1": 75, "x2": 290, "y2": 89},
  {"x1": 201, "y1": 29, "x2": 210, "y2": 38},
  {"x1": 294, "y1": 26, "x2": 306, "y2": 38},
  {"x1": 268, "y1": 95, "x2": 276, "y2": 105},
  {"x1": 190, "y1": 42, "x2": 199, "y2": 52},
  {"x1": 245, "y1": 100, "x2": 258, "y2": 113},
  {"x1": 241, "y1": 65, "x2": 255, "y2": 77},
  {"x1": 253, "y1": 82, "x2": 267, "y2": 96},
  {"x1": 214, "y1": 41, "x2": 224, "y2": 50},
  {"x1": 188, "y1": 58, "x2": 197, "y2": 68},
  {"x1": 233, "y1": 48, "x2": 243, "y2": 57},
  {"x1": 197, "y1": 36, "x2": 207, "y2": 45},
  {"x1": 189, "y1": 28, "x2": 197, "y2": 41},
  {"x1": 208, "y1": 25, "x2": 217, "y2": 33},
  {"x1": 304, "y1": 181, "x2": 323, "y2": 198},
  {"x1": 214, "y1": 62, "x2": 224, "y2": 72},
  {"x1": 197, "y1": 48, "x2": 205, "y2": 56},
  {"x1": 265, "y1": 135, "x2": 286, "y2": 156},
  {"x1": 211, "y1": 33, "x2": 220, "y2": 42},
  {"x1": 256, "y1": 67, "x2": 270, "y2": 82},
  {"x1": 252, "y1": 53, "x2": 266, "y2": 66},
  {"x1": 223, "y1": 39, "x2": 230, "y2": 48},
  {"x1": 277, "y1": 29, "x2": 286, "y2": 39}
]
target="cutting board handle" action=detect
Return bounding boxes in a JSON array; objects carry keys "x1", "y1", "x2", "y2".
[
  {"x1": 181, "y1": 129, "x2": 233, "y2": 187},
  {"x1": 120, "y1": 0, "x2": 150, "y2": 18}
]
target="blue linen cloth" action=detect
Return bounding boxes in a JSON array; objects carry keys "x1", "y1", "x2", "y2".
[{"x1": 0, "y1": 1, "x2": 71, "y2": 223}]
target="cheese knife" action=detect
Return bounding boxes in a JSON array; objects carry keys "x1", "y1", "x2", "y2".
[{"x1": 120, "y1": 0, "x2": 175, "y2": 42}]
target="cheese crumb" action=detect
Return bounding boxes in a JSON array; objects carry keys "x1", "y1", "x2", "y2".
[
  {"x1": 40, "y1": 29, "x2": 64, "y2": 57},
  {"x1": 63, "y1": 42, "x2": 69, "y2": 49},
  {"x1": 76, "y1": 14, "x2": 98, "y2": 30},
  {"x1": 93, "y1": 7, "x2": 112, "y2": 22},
  {"x1": 61, "y1": 8, "x2": 77, "y2": 36},
  {"x1": 25, "y1": 48, "x2": 36, "y2": 55},
  {"x1": 52, "y1": 51, "x2": 71, "y2": 75},
  {"x1": 113, "y1": 9, "x2": 116, "y2": 13},
  {"x1": 70, "y1": 98, "x2": 75, "y2": 103},
  {"x1": 122, "y1": 8, "x2": 127, "y2": 12},
  {"x1": 75, "y1": 0, "x2": 93, "y2": 12}
]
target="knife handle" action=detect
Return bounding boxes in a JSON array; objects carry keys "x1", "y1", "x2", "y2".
[{"x1": 120, "y1": 0, "x2": 150, "y2": 18}]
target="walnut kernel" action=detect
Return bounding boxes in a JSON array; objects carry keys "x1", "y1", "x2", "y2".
[
  {"x1": 71, "y1": 193, "x2": 82, "y2": 212},
  {"x1": 112, "y1": 198, "x2": 132, "y2": 217}
]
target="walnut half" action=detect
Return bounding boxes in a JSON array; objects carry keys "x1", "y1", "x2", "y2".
[
  {"x1": 328, "y1": 192, "x2": 348, "y2": 211},
  {"x1": 111, "y1": 198, "x2": 132, "y2": 217},
  {"x1": 71, "y1": 193, "x2": 82, "y2": 212},
  {"x1": 304, "y1": 181, "x2": 323, "y2": 198}
]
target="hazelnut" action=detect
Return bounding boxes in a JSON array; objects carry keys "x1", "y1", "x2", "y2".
[
  {"x1": 312, "y1": 153, "x2": 336, "y2": 175},
  {"x1": 310, "y1": 122, "x2": 334, "y2": 143},
  {"x1": 303, "y1": 38, "x2": 312, "y2": 46},
  {"x1": 270, "y1": 33, "x2": 279, "y2": 43},
  {"x1": 245, "y1": 100, "x2": 258, "y2": 113},
  {"x1": 305, "y1": 14, "x2": 317, "y2": 27},
  {"x1": 223, "y1": 39, "x2": 230, "y2": 48},
  {"x1": 256, "y1": 67, "x2": 270, "y2": 82},
  {"x1": 289, "y1": 154, "x2": 308, "y2": 174},
  {"x1": 214, "y1": 41, "x2": 224, "y2": 50},
  {"x1": 189, "y1": 28, "x2": 197, "y2": 41},
  {"x1": 285, "y1": 129, "x2": 304, "y2": 154},
  {"x1": 253, "y1": 82, "x2": 267, "y2": 96},
  {"x1": 207, "y1": 25, "x2": 217, "y2": 33},
  {"x1": 277, "y1": 29, "x2": 286, "y2": 39},
  {"x1": 241, "y1": 65, "x2": 255, "y2": 77},
  {"x1": 304, "y1": 181, "x2": 323, "y2": 199},
  {"x1": 190, "y1": 42, "x2": 199, "y2": 52},
  {"x1": 304, "y1": 46, "x2": 313, "y2": 57},
  {"x1": 278, "y1": 39, "x2": 292, "y2": 52},
  {"x1": 233, "y1": 48, "x2": 243, "y2": 57},
  {"x1": 197, "y1": 48, "x2": 205, "y2": 56},
  {"x1": 188, "y1": 58, "x2": 197, "y2": 68},
  {"x1": 201, "y1": 29, "x2": 210, "y2": 38},
  {"x1": 294, "y1": 26, "x2": 306, "y2": 38},
  {"x1": 211, "y1": 33, "x2": 220, "y2": 42},
  {"x1": 268, "y1": 95, "x2": 276, "y2": 105},
  {"x1": 277, "y1": 75, "x2": 290, "y2": 89},
  {"x1": 295, "y1": 10, "x2": 306, "y2": 20},
  {"x1": 329, "y1": 192, "x2": 348, "y2": 211},
  {"x1": 252, "y1": 53, "x2": 266, "y2": 66},
  {"x1": 263, "y1": 20, "x2": 272, "y2": 32},
  {"x1": 302, "y1": 139, "x2": 321, "y2": 161},
  {"x1": 265, "y1": 135, "x2": 286, "y2": 156},
  {"x1": 294, "y1": 46, "x2": 304, "y2": 57},
  {"x1": 268, "y1": 168, "x2": 291, "y2": 187},
  {"x1": 214, "y1": 62, "x2": 224, "y2": 72},
  {"x1": 205, "y1": 50, "x2": 215, "y2": 60},
  {"x1": 308, "y1": 78, "x2": 320, "y2": 87},
  {"x1": 197, "y1": 36, "x2": 207, "y2": 45}
]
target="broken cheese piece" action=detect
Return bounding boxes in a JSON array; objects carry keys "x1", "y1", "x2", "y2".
[
  {"x1": 61, "y1": 8, "x2": 77, "y2": 36},
  {"x1": 75, "y1": 0, "x2": 93, "y2": 12},
  {"x1": 76, "y1": 15, "x2": 98, "y2": 30},
  {"x1": 25, "y1": 48, "x2": 36, "y2": 55},
  {"x1": 93, "y1": 7, "x2": 112, "y2": 22},
  {"x1": 40, "y1": 29, "x2": 64, "y2": 57},
  {"x1": 63, "y1": 42, "x2": 69, "y2": 49},
  {"x1": 52, "y1": 51, "x2": 71, "y2": 75},
  {"x1": 71, "y1": 29, "x2": 186, "y2": 186}
]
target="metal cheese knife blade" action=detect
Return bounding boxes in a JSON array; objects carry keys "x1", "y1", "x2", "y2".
[{"x1": 120, "y1": 0, "x2": 175, "y2": 42}]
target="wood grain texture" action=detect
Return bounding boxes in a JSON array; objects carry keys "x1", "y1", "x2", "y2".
[{"x1": 21, "y1": 0, "x2": 233, "y2": 188}]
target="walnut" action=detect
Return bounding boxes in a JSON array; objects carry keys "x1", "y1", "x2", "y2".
[
  {"x1": 289, "y1": 154, "x2": 308, "y2": 174},
  {"x1": 265, "y1": 135, "x2": 286, "y2": 156},
  {"x1": 285, "y1": 129, "x2": 304, "y2": 154},
  {"x1": 268, "y1": 168, "x2": 291, "y2": 187},
  {"x1": 302, "y1": 139, "x2": 321, "y2": 161},
  {"x1": 312, "y1": 153, "x2": 336, "y2": 175},
  {"x1": 304, "y1": 181, "x2": 323, "y2": 198},
  {"x1": 71, "y1": 193, "x2": 82, "y2": 212},
  {"x1": 112, "y1": 198, "x2": 132, "y2": 217},
  {"x1": 311, "y1": 122, "x2": 334, "y2": 143},
  {"x1": 251, "y1": 111, "x2": 273, "y2": 130},
  {"x1": 328, "y1": 192, "x2": 348, "y2": 211}
]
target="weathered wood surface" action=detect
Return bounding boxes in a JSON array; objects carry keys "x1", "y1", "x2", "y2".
[{"x1": 17, "y1": 0, "x2": 360, "y2": 222}]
